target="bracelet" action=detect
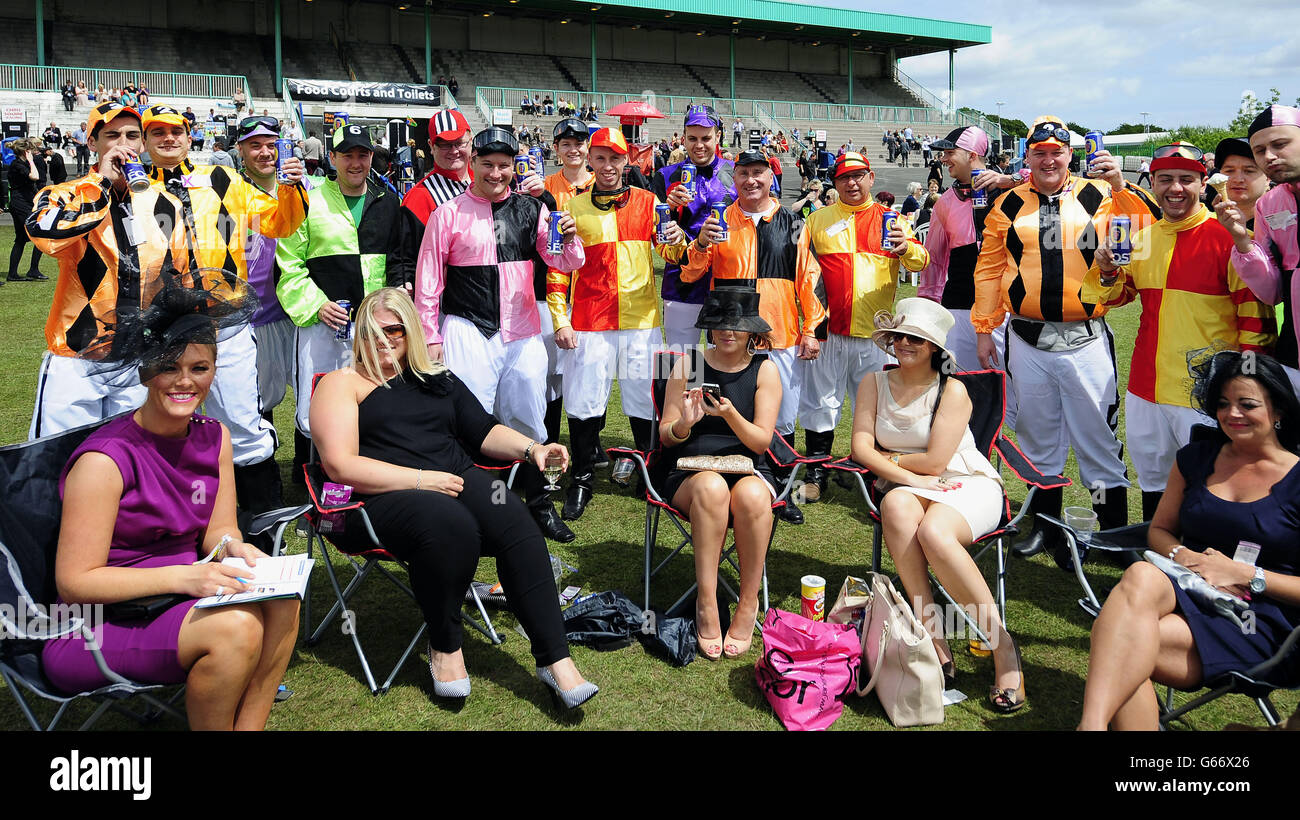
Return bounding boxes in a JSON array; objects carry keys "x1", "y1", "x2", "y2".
[
  {"x1": 665, "y1": 422, "x2": 689, "y2": 444},
  {"x1": 890, "y1": 454, "x2": 901, "y2": 466},
  {"x1": 1169, "y1": 545, "x2": 1184, "y2": 560},
  {"x1": 215, "y1": 533, "x2": 232, "y2": 562},
  {"x1": 415, "y1": 469, "x2": 424, "y2": 490},
  {"x1": 523, "y1": 440, "x2": 538, "y2": 463}
]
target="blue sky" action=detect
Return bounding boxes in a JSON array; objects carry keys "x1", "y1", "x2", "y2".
[{"x1": 799, "y1": 0, "x2": 1300, "y2": 132}]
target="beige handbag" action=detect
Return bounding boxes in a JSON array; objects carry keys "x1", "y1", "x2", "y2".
[{"x1": 855, "y1": 572, "x2": 945, "y2": 727}]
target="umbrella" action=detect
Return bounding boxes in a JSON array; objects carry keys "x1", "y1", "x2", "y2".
[{"x1": 607, "y1": 100, "x2": 665, "y2": 126}]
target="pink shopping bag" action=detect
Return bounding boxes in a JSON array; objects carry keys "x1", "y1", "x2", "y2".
[{"x1": 755, "y1": 608, "x2": 862, "y2": 731}]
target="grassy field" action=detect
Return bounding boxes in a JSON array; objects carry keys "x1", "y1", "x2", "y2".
[{"x1": 0, "y1": 230, "x2": 1293, "y2": 732}]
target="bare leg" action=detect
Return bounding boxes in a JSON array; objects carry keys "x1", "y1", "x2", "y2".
[
  {"x1": 177, "y1": 604, "x2": 264, "y2": 730},
  {"x1": 880, "y1": 490, "x2": 950, "y2": 664},
  {"x1": 1079, "y1": 563, "x2": 1201, "y2": 730},
  {"x1": 673, "y1": 471, "x2": 731, "y2": 643},
  {"x1": 1110, "y1": 613, "x2": 1201, "y2": 730},
  {"x1": 232, "y1": 598, "x2": 300, "y2": 730},
  {"x1": 727, "y1": 476, "x2": 774, "y2": 641}
]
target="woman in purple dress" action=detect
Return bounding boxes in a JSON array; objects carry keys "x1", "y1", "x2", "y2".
[{"x1": 42, "y1": 278, "x2": 300, "y2": 730}]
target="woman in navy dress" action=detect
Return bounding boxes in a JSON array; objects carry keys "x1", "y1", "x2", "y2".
[{"x1": 1081, "y1": 351, "x2": 1300, "y2": 730}]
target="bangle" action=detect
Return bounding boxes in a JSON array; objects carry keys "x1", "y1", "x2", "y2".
[
  {"x1": 215, "y1": 533, "x2": 232, "y2": 562},
  {"x1": 1169, "y1": 545, "x2": 1184, "y2": 560},
  {"x1": 415, "y1": 469, "x2": 423, "y2": 490},
  {"x1": 666, "y1": 422, "x2": 689, "y2": 444},
  {"x1": 523, "y1": 440, "x2": 538, "y2": 463},
  {"x1": 890, "y1": 454, "x2": 901, "y2": 466}
]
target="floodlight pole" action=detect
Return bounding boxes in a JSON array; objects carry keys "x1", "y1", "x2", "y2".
[
  {"x1": 847, "y1": 47, "x2": 853, "y2": 107},
  {"x1": 274, "y1": 0, "x2": 282, "y2": 94},
  {"x1": 425, "y1": 5, "x2": 432, "y2": 84},
  {"x1": 590, "y1": 17, "x2": 598, "y2": 93},
  {"x1": 36, "y1": 0, "x2": 44, "y2": 66},
  {"x1": 948, "y1": 49, "x2": 955, "y2": 115},
  {"x1": 729, "y1": 34, "x2": 735, "y2": 102}
]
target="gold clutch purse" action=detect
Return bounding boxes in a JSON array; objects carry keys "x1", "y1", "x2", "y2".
[{"x1": 675, "y1": 454, "x2": 755, "y2": 474}]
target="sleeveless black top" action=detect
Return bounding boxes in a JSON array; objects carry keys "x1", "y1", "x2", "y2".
[
  {"x1": 671, "y1": 349, "x2": 770, "y2": 464},
  {"x1": 356, "y1": 369, "x2": 496, "y2": 477}
]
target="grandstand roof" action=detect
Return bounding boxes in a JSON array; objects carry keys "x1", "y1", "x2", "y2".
[{"x1": 431, "y1": 0, "x2": 991, "y2": 56}]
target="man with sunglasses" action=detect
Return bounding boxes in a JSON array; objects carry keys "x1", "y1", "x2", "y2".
[
  {"x1": 918, "y1": 125, "x2": 1019, "y2": 427},
  {"x1": 236, "y1": 115, "x2": 308, "y2": 481},
  {"x1": 142, "y1": 102, "x2": 308, "y2": 529},
  {"x1": 417, "y1": 127, "x2": 584, "y2": 541},
  {"x1": 277, "y1": 124, "x2": 413, "y2": 453},
  {"x1": 1083, "y1": 142, "x2": 1276, "y2": 521},
  {"x1": 544, "y1": 128, "x2": 686, "y2": 521},
  {"x1": 651, "y1": 104, "x2": 734, "y2": 348},
  {"x1": 796, "y1": 151, "x2": 929, "y2": 500},
  {"x1": 26, "y1": 101, "x2": 190, "y2": 438},
  {"x1": 1221, "y1": 105, "x2": 1300, "y2": 393},
  {"x1": 973, "y1": 115, "x2": 1159, "y2": 557}
]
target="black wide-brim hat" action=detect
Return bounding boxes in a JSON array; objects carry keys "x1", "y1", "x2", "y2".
[{"x1": 694, "y1": 287, "x2": 772, "y2": 334}]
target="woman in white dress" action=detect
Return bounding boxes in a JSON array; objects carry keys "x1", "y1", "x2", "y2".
[{"x1": 849, "y1": 297, "x2": 1025, "y2": 713}]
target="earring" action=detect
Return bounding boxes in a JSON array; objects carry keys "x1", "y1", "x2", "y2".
[{"x1": 1275, "y1": 421, "x2": 1282, "y2": 429}]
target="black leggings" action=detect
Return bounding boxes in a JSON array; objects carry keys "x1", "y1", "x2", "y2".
[
  {"x1": 346, "y1": 468, "x2": 569, "y2": 667},
  {"x1": 8, "y1": 206, "x2": 41, "y2": 276}
]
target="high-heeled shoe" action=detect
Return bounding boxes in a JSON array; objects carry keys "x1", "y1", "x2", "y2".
[
  {"x1": 723, "y1": 618, "x2": 757, "y2": 659},
  {"x1": 941, "y1": 660, "x2": 957, "y2": 690},
  {"x1": 537, "y1": 666, "x2": 599, "y2": 710},
  {"x1": 696, "y1": 604, "x2": 723, "y2": 660},
  {"x1": 429, "y1": 643, "x2": 471, "y2": 699},
  {"x1": 988, "y1": 642, "x2": 1026, "y2": 714}
]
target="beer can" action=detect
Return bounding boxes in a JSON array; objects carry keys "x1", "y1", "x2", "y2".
[
  {"x1": 514, "y1": 155, "x2": 532, "y2": 178},
  {"x1": 123, "y1": 159, "x2": 151, "y2": 193},
  {"x1": 531, "y1": 146, "x2": 545, "y2": 173},
  {"x1": 680, "y1": 165, "x2": 696, "y2": 199},
  {"x1": 547, "y1": 211, "x2": 565, "y2": 256},
  {"x1": 1084, "y1": 131, "x2": 1105, "y2": 176},
  {"x1": 970, "y1": 169, "x2": 988, "y2": 208},
  {"x1": 275, "y1": 138, "x2": 295, "y2": 185},
  {"x1": 1109, "y1": 215, "x2": 1132, "y2": 265},
  {"x1": 710, "y1": 201, "x2": 728, "y2": 242},
  {"x1": 968, "y1": 638, "x2": 993, "y2": 657},
  {"x1": 800, "y1": 575, "x2": 826, "y2": 622},
  {"x1": 881, "y1": 209, "x2": 898, "y2": 253},
  {"x1": 335, "y1": 299, "x2": 352, "y2": 341},
  {"x1": 654, "y1": 203, "x2": 673, "y2": 244}
]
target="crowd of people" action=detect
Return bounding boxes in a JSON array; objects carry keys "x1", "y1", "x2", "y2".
[{"x1": 9, "y1": 90, "x2": 1300, "y2": 730}]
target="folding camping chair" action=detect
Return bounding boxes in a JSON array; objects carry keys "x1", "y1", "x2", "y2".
[
  {"x1": 824, "y1": 368, "x2": 1069, "y2": 646},
  {"x1": 0, "y1": 414, "x2": 304, "y2": 730},
  {"x1": 299, "y1": 457, "x2": 520, "y2": 695},
  {"x1": 606, "y1": 349, "x2": 826, "y2": 618},
  {"x1": 1037, "y1": 516, "x2": 1300, "y2": 729}
]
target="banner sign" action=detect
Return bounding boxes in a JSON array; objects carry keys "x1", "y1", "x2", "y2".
[{"x1": 286, "y1": 78, "x2": 443, "y2": 107}]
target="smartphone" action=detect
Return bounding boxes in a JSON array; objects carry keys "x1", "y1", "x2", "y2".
[{"x1": 701, "y1": 383, "x2": 722, "y2": 404}]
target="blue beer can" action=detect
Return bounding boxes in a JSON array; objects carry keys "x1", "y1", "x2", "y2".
[
  {"x1": 655, "y1": 203, "x2": 673, "y2": 243},
  {"x1": 680, "y1": 166, "x2": 696, "y2": 198},
  {"x1": 881, "y1": 209, "x2": 898, "y2": 252},
  {"x1": 531, "y1": 146, "x2": 545, "y2": 173},
  {"x1": 970, "y1": 169, "x2": 988, "y2": 208},
  {"x1": 123, "y1": 159, "x2": 151, "y2": 193},
  {"x1": 514, "y1": 155, "x2": 532, "y2": 178},
  {"x1": 275, "y1": 138, "x2": 295, "y2": 185},
  {"x1": 335, "y1": 299, "x2": 352, "y2": 341},
  {"x1": 1085, "y1": 131, "x2": 1105, "y2": 176},
  {"x1": 1109, "y1": 216, "x2": 1132, "y2": 265},
  {"x1": 710, "y1": 201, "x2": 728, "y2": 242},
  {"x1": 547, "y1": 211, "x2": 565, "y2": 255}
]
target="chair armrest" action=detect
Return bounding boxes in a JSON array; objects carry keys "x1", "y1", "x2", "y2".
[
  {"x1": 607, "y1": 447, "x2": 668, "y2": 504},
  {"x1": 994, "y1": 436, "x2": 1070, "y2": 489},
  {"x1": 247, "y1": 504, "x2": 313, "y2": 536}
]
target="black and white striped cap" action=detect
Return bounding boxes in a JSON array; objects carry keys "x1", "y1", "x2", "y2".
[{"x1": 432, "y1": 109, "x2": 469, "y2": 141}]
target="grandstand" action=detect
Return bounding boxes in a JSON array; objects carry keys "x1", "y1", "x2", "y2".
[{"x1": 3, "y1": 0, "x2": 998, "y2": 163}]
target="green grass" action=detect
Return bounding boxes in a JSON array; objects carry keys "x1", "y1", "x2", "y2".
[{"x1": 0, "y1": 232, "x2": 1293, "y2": 731}]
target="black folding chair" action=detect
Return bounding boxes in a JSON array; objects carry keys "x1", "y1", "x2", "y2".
[
  {"x1": 607, "y1": 350, "x2": 826, "y2": 618},
  {"x1": 824, "y1": 369, "x2": 1069, "y2": 643},
  {"x1": 299, "y1": 457, "x2": 520, "y2": 695}
]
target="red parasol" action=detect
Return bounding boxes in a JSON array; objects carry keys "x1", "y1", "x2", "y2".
[{"x1": 606, "y1": 100, "x2": 665, "y2": 126}]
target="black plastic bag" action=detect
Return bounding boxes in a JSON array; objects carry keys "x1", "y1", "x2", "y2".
[{"x1": 562, "y1": 590, "x2": 697, "y2": 665}]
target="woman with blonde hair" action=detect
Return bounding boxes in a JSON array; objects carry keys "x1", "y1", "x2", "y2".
[{"x1": 309, "y1": 288, "x2": 599, "y2": 708}]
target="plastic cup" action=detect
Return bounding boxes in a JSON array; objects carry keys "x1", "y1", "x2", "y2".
[{"x1": 1064, "y1": 506, "x2": 1098, "y2": 545}]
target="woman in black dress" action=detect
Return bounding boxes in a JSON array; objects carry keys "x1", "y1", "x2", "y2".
[
  {"x1": 310, "y1": 288, "x2": 598, "y2": 709},
  {"x1": 658, "y1": 289, "x2": 781, "y2": 660},
  {"x1": 7, "y1": 138, "x2": 48, "y2": 282}
]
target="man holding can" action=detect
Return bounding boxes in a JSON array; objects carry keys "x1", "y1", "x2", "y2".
[
  {"x1": 417, "y1": 127, "x2": 585, "y2": 540},
  {"x1": 26, "y1": 101, "x2": 190, "y2": 438},
  {"x1": 973, "y1": 115, "x2": 1160, "y2": 558},
  {"x1": 1219, "y1": 105, "x2": 1300, "y2": 394},
  {"x1": 918, "y1": 125, "x2": 1019, "y2": 426},
  {"x1": 652, "y1": 104, "x2": 735, "y2": 348},
  {"x1": 1082, "y1": 141, "x2": 1275, "y2": 521},
  {"x1": 544, "y1": 127, "x2": 686, "y2": 520},
  {"x1": 796, "y1": 151, "x2": 929, "y2": 500},
  {"x1": 142, "y1": 102, "x2": 307, "y2": 524},
  {"x1": 681, "y1": 149, "x2": 827, "y2": 523},
  {"x1": 276, "y1": 124, "x2": 412, "y2": 452}
]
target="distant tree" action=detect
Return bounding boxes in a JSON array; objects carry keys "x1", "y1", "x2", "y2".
[
  {"x1": 1066, "y1": 121, "x2": 1089, "y2": 135},
  {"x1": 1229, "y1": 88, "x2": 1282, "y2": 133},
  {"x1": 1111, "y1": 122, "x2": 1163, "y2": 135}
]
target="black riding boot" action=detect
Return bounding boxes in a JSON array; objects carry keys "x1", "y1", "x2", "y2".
[
  {"x1": 1095, "y1": 486, "x2": 1139, "y2": 568},
  {"x1": 1011, "y1": 485, "x2": 1063, "y2": 559},
  {"x1": 562, "y1": 416, "x2": 600, "y2": 520},
  {"x1": 593, "y1": 411, "x2": 611, "y2": 468},
  {"x1": 233, "y1": 457, "x2": 285, "y2": 552},
  {"x1": 524, "y1": 462, "x2": 575, "y2": 543},
  {"x1": 771, "y1": 458, "x2": 805, "y2": 525},
  {"x1": 1141, "y1": 490, "x2": 1163, "y2": 523},
  {"x1": 292, "y1": 429, "x2": 311, "y2": 485},
  {"x1": 802, "y1": 430, "x2": 834, "y2": 503},
  {"x1": 624, "y1": 416, "x2": 654, "y2": 495},
  {"x1": 544, "y1": 397, "x2": 563, "y2": 444}
]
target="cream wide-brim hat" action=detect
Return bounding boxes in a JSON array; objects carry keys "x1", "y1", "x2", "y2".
[{"x1": 871, "y1": 297, "x2": 955, "y2": 356}]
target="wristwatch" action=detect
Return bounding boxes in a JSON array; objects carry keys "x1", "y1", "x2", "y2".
[{"x1": 1250, "y1": 566, "x2": 1267, "y2": 595}]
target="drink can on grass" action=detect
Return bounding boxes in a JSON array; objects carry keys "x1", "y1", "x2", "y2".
[
  {"x1": 800, "y1": 574, "x2": 826, "y2": 622},
  {"x1": 275, "y1": 138, "x2": 295, "y2": 185},
  {"x1": 547, "y1": 211, "x2": 565, "y2": 255}
]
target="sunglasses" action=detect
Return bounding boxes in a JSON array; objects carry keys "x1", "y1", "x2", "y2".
[
  {"x1": 1028, "y1": 122, "x2": 1070, "y2": 146},
  {"x1": 238, "y1": 115, "x2": 280, "y2": 136},
  {"x1": 1153, "y1": 143, "x2": 1205, "y2": 161},
  {"x1": 379, "y1": 324, "x2": 406, "y2": 340},
  {"x1": 890, "y1": 332, "x2": 927, "y2": 345}
]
